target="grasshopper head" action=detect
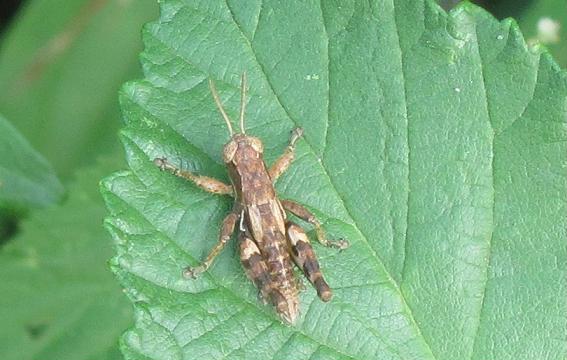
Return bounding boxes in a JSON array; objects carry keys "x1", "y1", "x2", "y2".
[
  {"x1": 223, "y1": 134, "x2": 263, "y2": 163},
  {"x1": 210, "y1": 72, "x2": 262, "y2": 164}
]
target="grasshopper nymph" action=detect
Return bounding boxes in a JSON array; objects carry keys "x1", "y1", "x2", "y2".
[{"x1": 154, "y1": 73, "x2": 348, "y2": 324}]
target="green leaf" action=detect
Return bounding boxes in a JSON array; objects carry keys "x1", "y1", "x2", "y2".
[
  {"x1": 0, "y1": 0, "x2": 158, "y2": 179},
  {"x1": 0, "y1": 114, "x2": 64, "y2": 210},
  {"x1": 0, "y1": 158, "x2": 131, "y2": 360},
  {"x1": 436, "y1": 0, "x2": 567, "y2": 69},
  {"x1": 515, "y1": 0, "x2": 567, "y2": 68},
  {"x1": 101, "y1": 1, "x2": 567, "y2": 359}
]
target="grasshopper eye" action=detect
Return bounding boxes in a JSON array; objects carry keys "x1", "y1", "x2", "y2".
[
  {"x1": 249, "y1": 137, "x2": 264, "y2": 153},
  {"x1": 223, "y1": 140, "x2": 238, "y2": 163}
]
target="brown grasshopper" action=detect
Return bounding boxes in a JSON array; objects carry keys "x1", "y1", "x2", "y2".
[{"x1": 154, "y1": 73, "x2": 348, "y2": 324}]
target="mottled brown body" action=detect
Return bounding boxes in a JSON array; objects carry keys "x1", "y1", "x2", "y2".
[
  {"x1": 225, "y1": 133, "x2": 300, "y2": 322},
  {"x1": 154, "y1": 73, "x2": 348, "y2": 324}
]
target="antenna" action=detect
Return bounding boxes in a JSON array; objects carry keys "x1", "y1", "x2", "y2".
[
  {"x1": 209, "y1": 79, "x2": 234, "y2": 137},
  {"x1": 239, "y1": 72, "x2": 247, "y2": 134}
]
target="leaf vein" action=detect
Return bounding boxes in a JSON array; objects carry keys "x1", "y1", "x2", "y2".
[
  {"x1": 469, "y1": 22, "x2": 497, "y2": 360},
  {"x1": 318, "y1": 0, "x2": 330, "y2": 158},
  {"x1": 221, "y1": 322, "x2": 275, "y2": 359}
]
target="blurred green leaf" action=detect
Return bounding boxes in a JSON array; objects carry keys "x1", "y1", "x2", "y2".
[
  {"x1": 437, "y1": 0, "x2": 566, "y2": 68},
  {"x1": 0, "y1": 157, "x2": 131, "y2": 360},
  {"x1": 102, "y1": 1, "x2": 566, "y2": 359},
  {"x1": 0, "y1": 0, "x2": 158, "y2": 179},
  {"x1": 515, "y1": 0, "x2": 567, "y2": 67},
  {"x1": 0, "y1": 114, "x2": 63, "y2": 210}
]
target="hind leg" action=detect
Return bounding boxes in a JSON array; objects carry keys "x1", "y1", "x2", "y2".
[
  {"x1": 239, "y1": 233, "x2": 272, "y2": 302},
  {"x1": 285, "y1": 221, "x2": 333, "y2": 302},
  {"x1": 281, "y1": 199, "x2": 349, "y2": 249}
]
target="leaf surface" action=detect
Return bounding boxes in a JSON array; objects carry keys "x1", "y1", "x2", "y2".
[
  {"x1": 102, "y1": 1, "x2": 567, "y2": 359},
  {"x1": 516, "y1": 0, "x2": 567, "y2": 68},
  {"x1": 0, "y1": 0, "x2": 157, "y2": 178},
  {"x1": 0, "y1": 114, "x2": 63, "y2": 210},
  {"x1": 0, "y1": 159, "x2": 131, "y2": 360}
]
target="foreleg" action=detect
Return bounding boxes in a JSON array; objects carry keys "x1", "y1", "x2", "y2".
[
  {"x1": 154, "y1": 157, "x2": 233, "y2": 196},
  {"x1": 268, "y1": 128, "x2": 303, "y2": 182}
]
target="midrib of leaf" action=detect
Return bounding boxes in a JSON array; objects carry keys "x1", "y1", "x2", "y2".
[{"x1": 133, "y1": 1, "x2": 435, "y2": 356}]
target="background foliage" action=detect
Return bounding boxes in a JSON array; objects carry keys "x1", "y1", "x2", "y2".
[{"x1": 0, "y1": 1, "x2": 565, "y2": 360}]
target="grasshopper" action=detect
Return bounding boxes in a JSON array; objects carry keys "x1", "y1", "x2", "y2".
[{"x1": 154, "y1": 73, "x2": 348, "y2": 324}]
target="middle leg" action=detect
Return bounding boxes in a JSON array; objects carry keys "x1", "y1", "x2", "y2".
[{"x1": 183, "y1": 211, "x2": 239, "y2": 278}]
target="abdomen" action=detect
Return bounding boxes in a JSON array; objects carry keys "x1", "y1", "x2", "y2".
[
  {"x1": 261, "y1": 229, "x2": 299, "y2": 324},
  {"x1": 244, "y1": 202, "x2": 300, "y2": 323}
]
